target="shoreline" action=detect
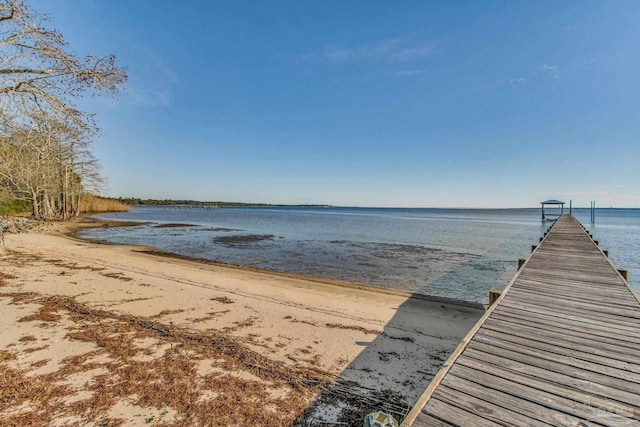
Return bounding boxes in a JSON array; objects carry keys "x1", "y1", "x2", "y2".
[
  {"x1": 64, "y1": 216, "x2": 485, "y2": 310},
  {"x1": 0, "y1": 220, "x2": 484, "y2": 424}
]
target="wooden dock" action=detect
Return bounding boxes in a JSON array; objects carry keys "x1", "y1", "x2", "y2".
[{"x1": 403, "y1": 215, "x2": 640, "y2": 426}]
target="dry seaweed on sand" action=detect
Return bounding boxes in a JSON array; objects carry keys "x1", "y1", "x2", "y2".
[
  {"x1": 292, "y1": 381, "x2": 409, "y2": 426},
  {"x1": 0, "y1": 292, "x2": 336, "y2": 425}
]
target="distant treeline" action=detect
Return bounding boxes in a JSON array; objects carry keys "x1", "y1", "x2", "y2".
[{"x1": 116, "y1": 198, "x2": 332, "y2": 208}]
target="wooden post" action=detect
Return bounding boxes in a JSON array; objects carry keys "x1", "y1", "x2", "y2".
[
  {"x1": 539, "y1": 237, "x2": 544, "y2": 242},
  {"x1": 518, "y1": 259, "x2": 526, "y2": 270},
  {"x1": 619, "y1": 269, "x2": 629, "y2": 281},
  {"x1": 531, "y1": 245, "x2": 537, "y2": 252},
  {"x1": 488, "y1": 289, "x2": 502, "y2": 306},
  {"x1": 603, "y1": 250, "x2": 608, "y2": 257}
]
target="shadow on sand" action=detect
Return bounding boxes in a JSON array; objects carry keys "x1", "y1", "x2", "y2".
[{"x1": 291, "y1": 291, "x2": 484, "y2": 426}]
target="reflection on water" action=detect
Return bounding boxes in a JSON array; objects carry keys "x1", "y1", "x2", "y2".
[{"x1": 78, "y1": 206, "x2": 639, "y2": 303}]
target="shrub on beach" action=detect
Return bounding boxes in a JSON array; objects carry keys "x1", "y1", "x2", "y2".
[
  {"x1": 0, "y1": 199, "x2": 32, "y2": 216},
  {"x1": 79, "y1": 195, "x2": 129, "y2": 213},
  {"x1": 0, "y1": 195, "x2": 127, "y2": 219}
]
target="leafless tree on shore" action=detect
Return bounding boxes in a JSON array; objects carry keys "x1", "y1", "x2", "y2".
[{"x1": 0, "y1": 0, "x2": 127, "y2": 219}]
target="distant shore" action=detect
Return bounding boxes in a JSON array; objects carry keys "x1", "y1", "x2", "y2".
[{"x1": 0, "y1": 223, "x2": 483, "y2": 424}]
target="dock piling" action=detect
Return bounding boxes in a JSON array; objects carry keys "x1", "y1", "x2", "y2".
[
  {"x1": 488, "y1": 289, "x2": 502, "y2": 306},
  {"x1": 619, "y1": 269, "x2": 629, "y2": 281}
]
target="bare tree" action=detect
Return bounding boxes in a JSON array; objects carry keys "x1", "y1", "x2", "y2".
[
  {"x1": 0, "y1": 124, "x2": 49, "y2": 218},
  {"x1": 0, "y1": 112, "x2": 104, "y2": 219},
  {"x1": 0, "y1": 0, "x2": 127, "y2": 219},
  {"x1": 0, "y1": 0, "x2": 126, "y2": 121}
]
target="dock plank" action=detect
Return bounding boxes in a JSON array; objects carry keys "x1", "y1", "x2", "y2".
[
  {"x1": 457, "y1": 354, "x2": 640, "y2": 420},
  {"x1": 496, "y1": 301, "x2": 640, "y2": 337},
  {"x1": 432, "y1": 383, "x2": 549, "y2": 427},
  {"x1": 472, "y1": 335, "x2": 640, "y2": 390},
  {"x1": 465, "y1": 340, "x2": 640, "y2": 399},
  {"x1": 411, "y1": 413, "x2": 452, "y2": 427},
  {"x1": 483, "y1": 317, "x2": 640, "y2": 359},
  {"x1": 481, "y1": 316, "x2": 640, "y2": 366},
  {"x1": 472, "y1": 332, "x2": 640, "y2": 383},
  {"x1": 477, "y1": 327, "x2": 640, "y2": 372},
  {"x1": 445, "y1": 363, "x2": 632, "y2": 426},
  {"x1": 422, "y1": 399, "x2": 504, "y2": 427},
  {"x1": 488, "y1": 313, "x2": 640, "y2": 352},
  {"x1": 498, "y1": 299, "x2": 640, "y2": 332}
]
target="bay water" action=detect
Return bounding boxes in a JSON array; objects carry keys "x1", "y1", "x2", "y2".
[{"x1": 78, "y1": 206, "x2": 639, "y2": 304}]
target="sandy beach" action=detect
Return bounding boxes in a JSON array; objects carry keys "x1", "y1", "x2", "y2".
[{"x1": 0, "y1": 224, "x2": 483, "y2": 426}]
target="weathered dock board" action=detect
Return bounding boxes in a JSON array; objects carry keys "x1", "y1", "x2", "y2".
[{"x1": 403, "y1": 215, "x2": 640, "y2": 426}]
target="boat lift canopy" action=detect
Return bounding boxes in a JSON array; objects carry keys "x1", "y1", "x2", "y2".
[{"x1": 541, "y1": 199, "x2": 565, "y2": 221}]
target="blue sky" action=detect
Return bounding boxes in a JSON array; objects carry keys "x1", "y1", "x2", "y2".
[{"x1": 31, "y1": 1, "x2": 640, "y2": 207}]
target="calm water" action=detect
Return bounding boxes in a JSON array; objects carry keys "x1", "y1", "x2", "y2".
[{"x1": 78, "y1": 206, "x2": 639, "y2": 304}]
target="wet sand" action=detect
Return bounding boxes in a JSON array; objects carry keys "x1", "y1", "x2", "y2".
[{"x1": 0, "y1": 224, "x2": 483, "y2": 425}]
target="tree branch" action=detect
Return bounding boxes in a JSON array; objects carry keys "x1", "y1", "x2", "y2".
[{"x1": 0, "y1": 4, "x2": 14, "y2": 22}]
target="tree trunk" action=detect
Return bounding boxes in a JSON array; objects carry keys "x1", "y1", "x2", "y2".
[
  {"x1": 75, "y1": 193, "x2": 82, "y2": 217},
  {"x1": 0, "y1": 230, "x2": 5, "y2": 257},
  {"x1": 42, "y1": 191, "x2": 54, "y2": 219},
  {"x1": 62, "y1": 164, "x2": 69, "y2": 220},
  {"x1": 32, "y1": 191, "x2": 40, "y2": 219}
]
